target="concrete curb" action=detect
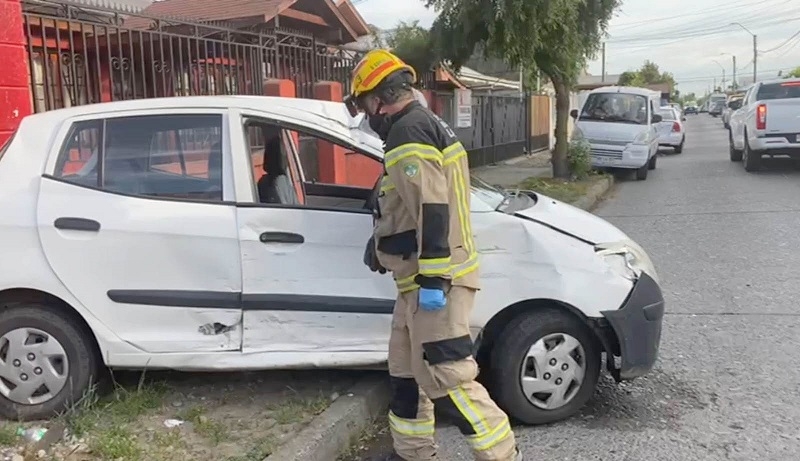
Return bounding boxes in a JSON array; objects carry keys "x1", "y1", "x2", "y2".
[
  {"x1": 570, "y1": 174, "x2": 615, "y2": 211},
  {"x1": 265, "y1": 374, "x2": 390, "y2": 461}
]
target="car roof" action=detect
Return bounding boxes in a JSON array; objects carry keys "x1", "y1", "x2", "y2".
[
  {"x1": 588, "y1": 86, "x2": 659, "y2": 97},
  {"x1": 757, "y1": 77, "x2": 800, "y2": 85},
  {"x1": 20, "y1": 95, "x2": 357, "y2": 135}
]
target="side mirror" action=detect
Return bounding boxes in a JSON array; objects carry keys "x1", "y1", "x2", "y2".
[
  {"x1": 651, "y1": 114, "x2": 663, "y2": 123},
  {"x1": 570, "y1": 109, "x2": 578, "y2": 119}
]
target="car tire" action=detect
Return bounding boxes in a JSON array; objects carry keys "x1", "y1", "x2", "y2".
[
  {"x1": 742, "y1": 134, "x2": 761, "y2": 172},
  {"x1": 488, "y1": 308, "x2": 601, "y2": 425},
  {"x1": 674, "y1": 138, "x2": 684, "y2": 154},
  {"x1": 729, "y1": 131, "x2": 742, "y2": 162},
  {"x1": 0, "y1": 302, "x2": 99, "y2": 420},
  {"x1": 635, "y1": 162, "x2": 649, "y2": 180},
  {"x1": 648, "y1": 154, "x2": 657, "y2": 170}
]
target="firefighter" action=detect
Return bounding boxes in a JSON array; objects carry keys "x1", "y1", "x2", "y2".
[{"x1": 348, "y1": 49, "x2": 520, "y2": 461}]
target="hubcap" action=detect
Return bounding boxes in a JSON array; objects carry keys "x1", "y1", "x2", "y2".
[
  {"x1": 519, "y1": 333, "x2": 586, "y2": 410},
  {"x1": 0, "y1": 328, "x2": 68, "y2": 405}
]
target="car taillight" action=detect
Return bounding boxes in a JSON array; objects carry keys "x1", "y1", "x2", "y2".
[
  {"x1": 671, "y1": 122, "x2": 680, "y2": 132},
  {"x1": 756, "y1": 104, "x2": 767, "y2": 130}
]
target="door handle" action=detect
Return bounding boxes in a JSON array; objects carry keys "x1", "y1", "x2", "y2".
[
  {"x1": 54, "y1": 217, "x2": 101, "y2": 232},
  {"x1": 259, "y1": 232, "x2": 304, "y2": 244}
]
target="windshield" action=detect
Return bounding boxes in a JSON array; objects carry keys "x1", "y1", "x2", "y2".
[
  {"x1": 579, "y1": 92, "x2": 649, "y2": 124},
  {"x1": 756, "y1": 81, "x2": 800, "y2": 101},
  {"x1": 657, "y1": 109, "x2": 676, "y2": 121}
]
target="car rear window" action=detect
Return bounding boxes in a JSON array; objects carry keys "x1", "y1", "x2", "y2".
[
  {"x1": 0, "y1": 132, "x2": 14, "y2": 163},
  {"x1": 657, "y1": 109, "x2": 676, "y2": 120},
  {"x1": 756, "y1": 81, "x2": 800, "y2": 101}
]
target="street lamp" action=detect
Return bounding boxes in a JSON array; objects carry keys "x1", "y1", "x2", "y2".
[
  {"x1": 720, "y1": 52, "x2": 736, "y2": 90},
  {"x1": 712, "y1": 59, "x2": 726, "y2": 90},
  {"x1": 729, "y1": 22, "x2": 757, "y2": 84}
]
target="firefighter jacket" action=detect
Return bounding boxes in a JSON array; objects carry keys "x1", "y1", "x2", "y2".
[{"x1": 372, "y1": 101, "x2": 479, "y2": 293}]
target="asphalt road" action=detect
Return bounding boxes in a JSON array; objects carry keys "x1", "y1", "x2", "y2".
[{"x1": 357, "y1": 114, "x2": 800, "y2": 460}]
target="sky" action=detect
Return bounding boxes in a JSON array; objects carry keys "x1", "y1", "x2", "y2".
[{"x1": 352, "y1": 0, "x2": 800, "y2": 98}]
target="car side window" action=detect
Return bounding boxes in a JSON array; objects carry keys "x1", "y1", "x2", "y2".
[
  {"x1": 54, "y1": 120, "x2": 102, "y2": 185},
  {"x1": 241, "y1": 120, "x2": 303, "y2": 205},
  {"x1": 54, "y1": 114, "x2": 224, "y2": 201}
]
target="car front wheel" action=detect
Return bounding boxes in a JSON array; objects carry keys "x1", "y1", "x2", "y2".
[
  {"x1": 488, "y1": 309, "x2": 601, "y2": 425},
  {"x1": 0, "y1": 303, "x2": 98, "y2": 420},
  {"x1": 729, "y1": 131, "x2": 742, "y2": 161}
]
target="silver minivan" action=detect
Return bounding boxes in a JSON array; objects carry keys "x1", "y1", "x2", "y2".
[{"x1": 570, "y1": 86, "x2": 663, "y2": 180}]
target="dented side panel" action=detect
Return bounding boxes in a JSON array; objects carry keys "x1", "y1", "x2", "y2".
[{"x1": 469, "y1": 211, "x2": 634, "y2": 327}]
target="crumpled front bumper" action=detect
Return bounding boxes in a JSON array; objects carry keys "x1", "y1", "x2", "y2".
[{"x1": 594, "y1": 272, "x2": 665, "y2": 381}]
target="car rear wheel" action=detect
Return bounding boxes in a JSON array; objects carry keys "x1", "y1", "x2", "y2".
[
  {"x1": 488, "y1": 308, "x2": 601, "y2": 425},
  {"x1": 742, "y1": 134, "x2": 761, "y2": 172},
  {"x1": 0, "y1": 303, "x2": 98, "y2": 420},
  {"x1": 674, "y1": 138, "x2": 684, "y2": 154},
  {"x1": 729, "y1": 131, "x2": 742, "y2": 161}
]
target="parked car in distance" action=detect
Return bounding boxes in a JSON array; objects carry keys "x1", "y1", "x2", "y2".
[
  {"x1": 655, "y1": 107, "x2": 685, "y2": 153},
  {"x1": 729, "y1": 78, "x2": 800, "y2": 171},
  {"x1": 0, "y1": 96, "x2": 664, "y2": 424},
  {"x1": 721, "y1": 95, "x2": 744, "y2": 129},
  {"x1": 684, "y1": 105, "x2": 698, "y2": 115},
  {"x1": 570, "y1": 86, "x2": 663, "y2": 180},
  {"x1": 667, "y1": 103, "x2": 685, "y2": 120},
  {"x1": 708, "y1": 100, "x2": 725, "y2": 117}
]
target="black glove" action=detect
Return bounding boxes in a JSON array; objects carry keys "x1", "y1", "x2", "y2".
[{"x1": 363, "y1": 236, "x2": 387, "y2": 274}]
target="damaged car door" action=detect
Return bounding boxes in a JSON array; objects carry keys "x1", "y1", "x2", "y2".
[
  {"x1": 37, "y1": 110, "x2": 243, "y2": 354},
  {"x1": 231, "y1": 110, "x2": 395, "y2": 364}
]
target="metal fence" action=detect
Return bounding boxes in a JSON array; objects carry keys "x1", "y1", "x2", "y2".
[
  {"x1": 435, "y1": 91, "x2": 531, "y2": 168},
  {"x1": 21, "y1": 0, "x2": 430, "y2": 112}
]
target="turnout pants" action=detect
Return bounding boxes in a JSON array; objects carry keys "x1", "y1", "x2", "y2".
[{"x1": 387, "y1": 285, "x2": 517, "y2": 461}]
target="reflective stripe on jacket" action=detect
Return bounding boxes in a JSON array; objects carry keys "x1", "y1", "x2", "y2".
[{"x1": 373, "y1": 101, "x2": 479, "y2": 292}]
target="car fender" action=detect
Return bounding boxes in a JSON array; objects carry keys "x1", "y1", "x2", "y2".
[{"x1": 469, "y1": 211, "x2": 633, "y2": 331}]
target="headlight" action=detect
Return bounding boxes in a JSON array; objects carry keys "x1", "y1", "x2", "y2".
[
  {"x1": 571, "y1": 127, "x2": 584, "y2": 141},
  {"x1": 595, "y1": 239, "x2": 659, "y2": 284},
  {"x1": 631, "y1": 130, "x2": 649, "y2": 145}
]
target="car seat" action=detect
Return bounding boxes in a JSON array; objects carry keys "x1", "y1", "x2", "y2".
[{"x1": 257, "y1": 137, "x2": 298, "y2": 205}]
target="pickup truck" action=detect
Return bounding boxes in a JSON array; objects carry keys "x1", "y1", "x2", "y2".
[{"x1": 728, "y1": 78, "x2": 800, "y2": 171}]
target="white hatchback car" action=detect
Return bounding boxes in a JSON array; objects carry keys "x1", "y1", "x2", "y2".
[{"x1": 0, "y1": 96, "x2": 664, "y2": 424}]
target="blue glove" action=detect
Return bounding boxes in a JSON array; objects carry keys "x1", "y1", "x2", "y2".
[{"x1": 419, "y1": 288, "x2": 447, "y2": 311}]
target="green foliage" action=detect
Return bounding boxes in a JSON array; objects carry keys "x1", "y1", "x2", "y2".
[
  {"x1": 617, "y1": 60, "x2": 678, "y2": 98},
  {"x1": 567, "y1": 139, "x2": 592, "y2": 180},
  {"x1": 425, "y1": 0, "x2": 621, "y2": 178},
  {"x1": 784, "y1": 67, "x2": 800, "y2": 78},
  {"x1": 381, "y1": 21, "x2": 438, "y2": 77}
]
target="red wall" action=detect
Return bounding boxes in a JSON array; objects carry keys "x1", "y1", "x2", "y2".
[{"x1": 0, "y1": 0, "x2": 32, "y2": 145}]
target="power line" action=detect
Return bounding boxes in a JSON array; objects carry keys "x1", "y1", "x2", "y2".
[
  {"x1": 607, "y1": 7, "x2": 800, "y2": 43},
  {"x1": 758, "y1": 29, "x2": 800, "y2": 53},
  {"x1": 609, "y1": 0, "x2": 776, "y2": 31},
  {"x1": 675, "y1": 66, "x2": 795, "y2": 82}
]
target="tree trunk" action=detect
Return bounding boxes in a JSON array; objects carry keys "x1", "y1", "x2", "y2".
[{"x1": 551, "y1": 76, "x2": 571, "y2": 179}]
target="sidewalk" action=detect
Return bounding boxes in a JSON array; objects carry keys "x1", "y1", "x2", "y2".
[{"x1": 470, "y1": 150, "x2": 551, "y2": 188}]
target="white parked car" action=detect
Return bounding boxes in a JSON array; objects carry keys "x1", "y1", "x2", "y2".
[
  {"x1": 0, "y1": 96, "x2": 664, "y2": 424},
  {"x1": 655, "y1": 107, "x2": 686, "y2": 153},
  {"x1": 570, "y1": 86, "x2": 663, "y2": 181},
  {"x1": 729, "y1": 78, "x2": 800, "y2": 171}
]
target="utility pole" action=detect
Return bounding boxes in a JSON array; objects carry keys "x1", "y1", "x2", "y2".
[
  {"x1": 601, "y1": 42, "x2": 606, "y2": 82},
  {"x1": 732, "y1": 56, "x2": 737, "y2": 90},
  {"x1": 753, "y1": 34, "x2": 758, "y2": 84},
  {"x1": 713, "y1": 77, "x2": 717, "y2": 91},
  {"x1": 721, "y1": 69, "x2": 726, "y2": 92}
]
